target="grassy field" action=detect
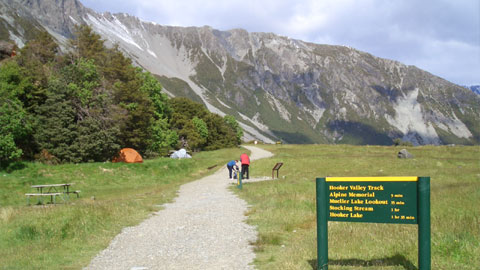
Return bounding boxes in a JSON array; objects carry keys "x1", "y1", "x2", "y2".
[
  {"x1": 0, "y1": 147, "x2": 245, "y2": 270},
  {"x1": 1, "y1": 144, "x2": 478, "y2": 270},
  {"x1": 234, "y1": 144, "x2": 480, "y2": 270}
]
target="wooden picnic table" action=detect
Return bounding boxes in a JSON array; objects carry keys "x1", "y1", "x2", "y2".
[{"x1": 26, "y1": 183, "x2": 80, "y2": 205}]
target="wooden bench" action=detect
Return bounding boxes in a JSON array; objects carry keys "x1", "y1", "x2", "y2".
[
  {"x1": 68, "y1": 190, "x2": 81, "y2": 198},
  {"x1": 25, "y1": 193, "x2": 63, "y2": 205}
]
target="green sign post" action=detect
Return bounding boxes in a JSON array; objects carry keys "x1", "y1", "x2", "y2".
[{"x1": 316, "y1": 176, "x2": 430, "y2": 270}]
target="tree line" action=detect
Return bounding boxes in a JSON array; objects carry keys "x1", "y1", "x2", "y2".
[{"x1": 0, "y1": 26, "x2": 243, "y2": 168}]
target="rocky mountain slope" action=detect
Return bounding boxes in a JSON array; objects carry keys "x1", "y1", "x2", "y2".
[{"x1": 1, "y1": 0, "x2": 479, "y2": 145}]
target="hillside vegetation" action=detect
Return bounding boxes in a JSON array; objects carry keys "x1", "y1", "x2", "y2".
[{"x1": 235, "y1": 144, "x2": 479, "y2": 270}]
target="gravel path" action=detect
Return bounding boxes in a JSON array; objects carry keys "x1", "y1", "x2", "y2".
[{"x1": 86, "y1": 145, "x2": 273, "y2": 270}]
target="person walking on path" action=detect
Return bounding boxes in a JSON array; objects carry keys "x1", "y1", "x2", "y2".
[
  {"x1": 227, "y1": 160, "x2": 238, "y2": 180},
  {"x1": 240, "y1": 153, "x2": 250, "y2": 179}
]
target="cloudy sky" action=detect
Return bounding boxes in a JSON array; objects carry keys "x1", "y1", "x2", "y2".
[{"x1": 80, "y1": 0, "x2": 479, "y2": 86}]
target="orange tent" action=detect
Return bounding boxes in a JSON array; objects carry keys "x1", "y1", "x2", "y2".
[{"x1": 112, "y1": 148, "x2": 143, "y2": 163}]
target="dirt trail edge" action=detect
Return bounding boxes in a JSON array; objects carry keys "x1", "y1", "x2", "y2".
[{"x1": 86, "y1": 145, "x2": 273, "y2": 270}]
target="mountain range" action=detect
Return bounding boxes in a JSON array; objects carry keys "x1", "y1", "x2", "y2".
[{"x1": 1, "y1": 0, "x2": 479, "y2": 145}]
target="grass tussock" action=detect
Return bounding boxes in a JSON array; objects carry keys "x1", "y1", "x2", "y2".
[
  {"x1": 0, "y1": 147, "x2": 245, "y2": 269},
  {"x1": 235, "y1": 144, "x2": 480, "y2": 270}
]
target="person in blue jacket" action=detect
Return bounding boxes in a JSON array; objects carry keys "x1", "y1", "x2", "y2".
[{"x1": 227, "y1": 160, "x2": 238, "y2": 180}]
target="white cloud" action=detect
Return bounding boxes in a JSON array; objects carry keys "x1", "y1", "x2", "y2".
[{"x1": 415, "y1": 38, "x2": 480, "y2": 83}]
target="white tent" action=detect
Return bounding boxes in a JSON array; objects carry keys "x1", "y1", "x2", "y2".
[{"x1": 170, "y1": 148, "x2": 192, "y2": 159}]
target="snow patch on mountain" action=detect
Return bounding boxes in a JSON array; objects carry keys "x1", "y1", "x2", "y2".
[
  {"x1": 265, "y1": 93, "x2": 291, "y2": 122},
  {"x1": 0, "y1": 13, "x2": 14, "y2": 26},
  {"x1": 139, "y1": 36, "x2": 195, "y2": 79},
  {"x1": 306, "y1": 107, "x2": 326, "y2": 128},
  {"x1": 385, "y1": 88, "x2": 440, "y2": 145},
  {"x1": 147, "y1": 49, "x2": 157, "y2": 58},
  {"x1": 238, "y1": 112, "x2": 269, "y2": 131},
  {"x1": 239, "y1": 123, "x2": 275, "y2": 143},
  {"x1": 254, "y1": 96, "x2": 261, "y2": 106},
  {"x1": 433, "y1": 109, "x2": 472, "y2": 139},
  {"x1": 216, "y1": 98, "x2": 231, "y2": 109},
  {"x1": 236, "y1": 112, "x2": 275, "y2": 143},
  {"x1": 8, "y1": 31, "x2": 24, "y2": 48},
  {"x1": 69, "y1": 15, "x2": 79, "y2": 25},
  {"x1": 86, "y1": 13, "x2": 142, "y2": 50}
]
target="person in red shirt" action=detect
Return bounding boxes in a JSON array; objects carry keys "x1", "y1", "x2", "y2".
[{"x1": 240, "y1": 153, "x2": 250, "y2": 179}]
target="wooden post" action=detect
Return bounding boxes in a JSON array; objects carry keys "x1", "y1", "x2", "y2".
[{"x1": 272, "y1": 162, "x2": 283, "y2": 179}]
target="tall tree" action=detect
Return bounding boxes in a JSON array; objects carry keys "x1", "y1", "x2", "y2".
[
  {"x1": 112, "y1": 70, "x2": 155, "y2": 153},
  {"x1": 15, "y1": 30, "x2": 59, "y2": 112},
  {"x1": 68, "y1": 25, "x2": 106, "y2": 64},
  {"x1": 204, "y1": 114, "x2": 237, "y2": 150},
  {"x1": 0, "y1": 61, "x2": 31, "y2": 167},
  {"x1": 67, "y1": 25, "x2": 160, "y2": 155},
  {"x1": 34, "y1": 59, "x2": 120, "y2": 163},
  {"x1": 191, "y1": 116, "x2": 208, "y2": 150},
  {"x1": 150, "y1": 117, "x2": 178, "y2": 154},
  {"x1": 169, "y1": 97, "x2": 239, "y2": 150},
  {"x1": 224, "y1": 115, "x2": 243, "y2": 144},
  {"x1": 138, "y1": 71, "x2": 176, "y2": 154}
]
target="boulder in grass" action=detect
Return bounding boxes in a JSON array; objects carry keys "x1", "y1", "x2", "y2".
[{"x1": 397, "y1": 149, "x2": 413, "y2": 159}]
